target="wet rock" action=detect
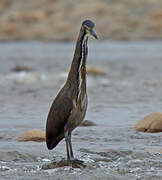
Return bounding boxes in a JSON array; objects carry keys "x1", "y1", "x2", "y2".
[
  {"x1": 133, "y1": 112, "x2": 162, "y2": 133},
  {"x1": 87, "y1": 66, "x2": 106, "y2": 76},
  {"x1": 11, "y1": 64, "x2": 32, "y2": 72},
  {"x1": 42, "y1": 159, "x2": 86, "y2": 169},
  {"x1": 80, "y1": 120, "x2": 96, "y2": 127},
  {"x1": 67, "y1": 66, "x2": 106, "y2": 76},
  {"x1": 17, "y1": 129, "x2": 45, "y2": 142},
  {"x1": 146, "y1": 148, "x2": 162, "y2": 154}
]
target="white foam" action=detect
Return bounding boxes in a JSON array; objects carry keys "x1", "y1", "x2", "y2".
[{"x1": 5, "y1": 72, "x2": 48, "y2": 83}]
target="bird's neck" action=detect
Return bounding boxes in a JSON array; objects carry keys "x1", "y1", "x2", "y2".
[{"x1": 66, "y1": 27, "x2": 87, "y2": 90}]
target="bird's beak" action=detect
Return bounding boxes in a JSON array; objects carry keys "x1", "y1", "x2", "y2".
[{"x1": 89, "y1": 29, "x2": 98, "y2": 39}]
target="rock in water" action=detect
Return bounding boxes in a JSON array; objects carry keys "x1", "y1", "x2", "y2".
[
  {"x1": 146, "y1": 148, "x2": 162, "y2": 154},
  {"x1": 86, "y1": 66, "x2": 106, "y2": 76},
  {"x1": 11, "y1": 64, "x2": 32, "y2": 72},
  {"x1": 133, "y1": 112, "x2": 162, "y2": 133},
  {"x1": 80, "y1": 120, "x2": 96, "y2": 127},
  {"x1": 67, "y1": 66, "x2": 106, "y2": 76},
  {"x1": 17, "y1": 129, "x2": 45, "y2": 142}
]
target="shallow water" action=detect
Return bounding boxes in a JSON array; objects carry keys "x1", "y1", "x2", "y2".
[{"x1": 0, "y1": 41, "x2": 162, "y2": 179}]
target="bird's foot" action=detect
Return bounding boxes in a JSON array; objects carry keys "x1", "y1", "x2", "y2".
[
  {"x1": 68, "y1": 158, "x2": 85, "y2": 168},
  {"x1": 71, "y1": 158, "x2": 84, "y2": 164}
]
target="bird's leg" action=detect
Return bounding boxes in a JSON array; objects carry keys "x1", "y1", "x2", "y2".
[
  {"x1": 64, "y1": 124, "x2": 72, "y2": 166},
  {"x1": 68, "y1": 133, "x2": 74, "y2": 159},
  {"x1": 64, "y1": 127, "x2": 72, "y2": 166},
  {"x1": 68, "y1": 132, "x2": 84, "y2": 165},
  {"x1": 64, "y1": 126, "x2": 83, "y2": 166}
]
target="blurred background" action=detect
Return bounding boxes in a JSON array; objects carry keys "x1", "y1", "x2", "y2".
[
  {"x1": 1, "y1": 0, "x2": 162, "y2": 179},
  {"x1": 0, "y1": 0, "x2": 162, "y2": 41}
]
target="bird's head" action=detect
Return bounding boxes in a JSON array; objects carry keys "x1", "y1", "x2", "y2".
[{"x1": 82, "y1": 20, "x2": 98, "y2": 39}]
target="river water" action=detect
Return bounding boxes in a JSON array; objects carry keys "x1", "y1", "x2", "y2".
[{"x1": 0, "y1": 41, "x2": 162, "y2": 179}]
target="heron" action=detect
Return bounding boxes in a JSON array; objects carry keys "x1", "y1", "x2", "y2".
[{"x1": 46, "y1": 20, "x2": 98, "y2": 166}]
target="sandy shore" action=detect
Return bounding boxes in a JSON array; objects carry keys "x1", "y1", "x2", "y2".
[{"x1": 0, "y1": 0, "x2": 162, "y2": 41}]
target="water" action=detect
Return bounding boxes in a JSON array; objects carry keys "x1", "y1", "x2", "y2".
[{"x1": 0, "y1": 41, "x2": 162, "y2": 179}]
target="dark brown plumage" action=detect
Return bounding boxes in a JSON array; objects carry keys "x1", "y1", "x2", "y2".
[{"x1": 46, "y1": 20, "x2": 97, "y2": 165}]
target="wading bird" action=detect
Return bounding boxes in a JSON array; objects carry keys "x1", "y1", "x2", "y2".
[{"x1": 46, "y1": 20, "x2": 98, "y2": 165}]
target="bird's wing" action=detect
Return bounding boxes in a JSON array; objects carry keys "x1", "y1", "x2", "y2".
[{"x1": 46, "y1": 94, "x2": 73, "y2": 149}]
